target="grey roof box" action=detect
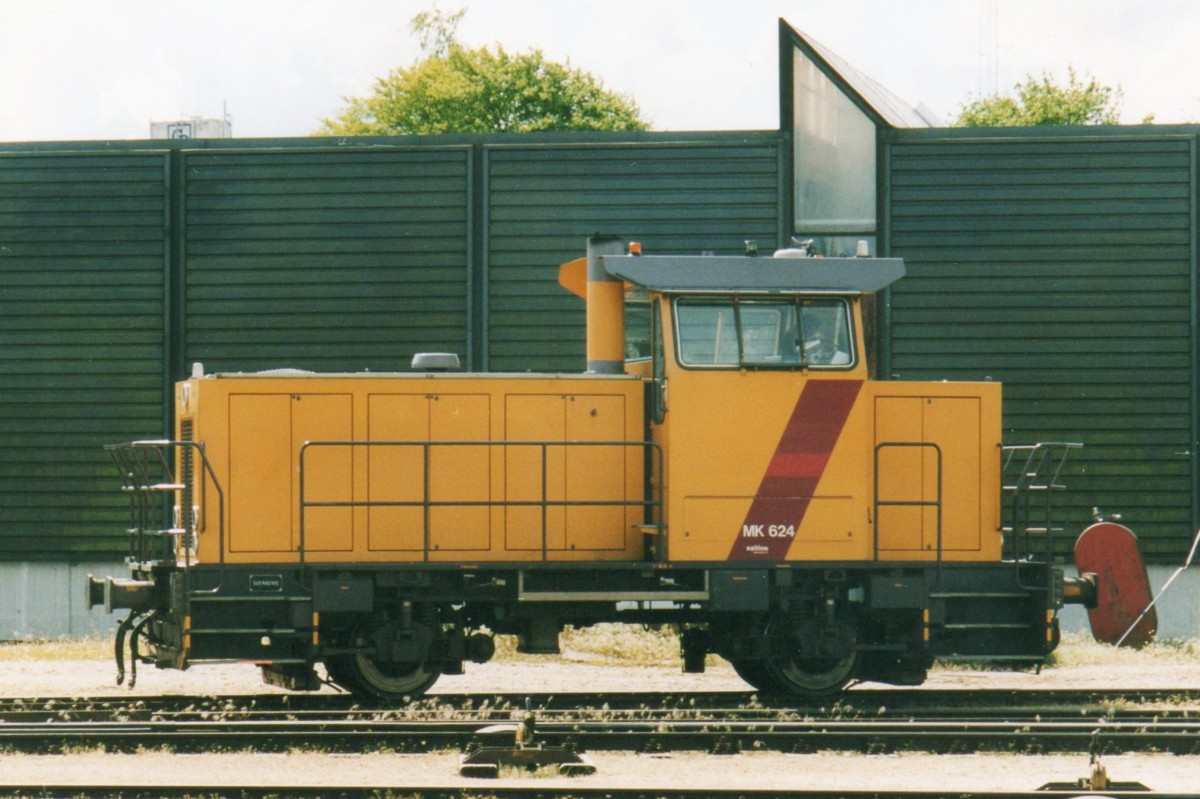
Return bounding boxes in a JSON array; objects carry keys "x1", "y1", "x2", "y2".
[
  {"x1": 411, "y1": 352, "x2": 462, "y2": 371},
  {"x1": 600, "y1": 254, "x2": 905, "y2": 294}
]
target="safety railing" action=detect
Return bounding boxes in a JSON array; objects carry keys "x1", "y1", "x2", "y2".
[
  {"x1": 105, "y1": 440, "x2": 224, "y2": 568},
  {"x1": 1001, "y1": 442, "x2": 1082, "y2": 562},
  {"x1": 298, "y1": 439, "x2": 664, "y2": 563}
]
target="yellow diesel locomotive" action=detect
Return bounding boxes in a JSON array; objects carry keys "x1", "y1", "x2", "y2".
[{"x1": 89, "y1": 236, "x2": 1097, "y2": 700}]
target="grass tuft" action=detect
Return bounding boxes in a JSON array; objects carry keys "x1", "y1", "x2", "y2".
[
  {"x1": 6, "y1": 629, "x2": 1198, "y2": 674},
  {"x1": 1045, "y1": 631, "x2": 1200, "y2": 667},
  {"x1": 0, "y1": 637, "x2": 110, "y2": 661},
  {"x1": 492, "y1": 623, "x2": 681, "y2": 667}
]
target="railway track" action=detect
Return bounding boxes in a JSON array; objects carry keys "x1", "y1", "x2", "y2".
[
  {"x1": 3, "y1": 686, "x2": 1198, "y2": 717},
  {"x1": 5, "y1": 790, "x2": 1200, "y2": 799},
  {"x1": 1, "y1": 715, "x2": 1198, "y2": 754},
  {"x1": 6, "y1": 789, "x2": 1200, "y2": 799},
  {"x1": 1, "y1": 689, "x2": 1199, "y2": 754}
]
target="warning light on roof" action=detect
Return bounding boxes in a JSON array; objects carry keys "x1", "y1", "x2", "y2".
[{"x1": 628, "y1": 241, "x2": 642, "y2": 255}]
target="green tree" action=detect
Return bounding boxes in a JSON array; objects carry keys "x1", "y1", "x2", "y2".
[
  {"x1": 954, "y1": 66, "x2": 1141, "y2": 127},
  {"x1": 317, "y1": 9, "x2": 648, "y2": 135}
]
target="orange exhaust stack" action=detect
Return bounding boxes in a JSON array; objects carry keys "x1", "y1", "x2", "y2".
[{"x1": 585, "y1": 235, "x2": 626, "y2": 374}]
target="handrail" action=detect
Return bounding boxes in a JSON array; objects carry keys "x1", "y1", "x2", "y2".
[
  {"x1": 105, "y1": 440, "x2": 226, "y2": 568},
  {"x1": 873, "y1": 441, "x2": 943, "y2": 578},
  {"x1": 1001, "y1": 442, "x2": 1082, "y2": 562},
  {"x1": 298, "y1": 439, "x2": 664, "y2": 564}
]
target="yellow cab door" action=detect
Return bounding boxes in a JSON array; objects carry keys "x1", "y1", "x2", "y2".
[{"x1": 654, "y1": 292, "x2": 873, "y2": 564}]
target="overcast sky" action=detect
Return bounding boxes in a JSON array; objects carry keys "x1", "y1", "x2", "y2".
[{"x1": 1, "y1": 0, "x2": 1197, "y2": 142}]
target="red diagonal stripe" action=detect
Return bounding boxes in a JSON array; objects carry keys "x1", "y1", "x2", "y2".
[
  {"x1": 764, "y1": 452, "x2": 830, "y2": 480},
  {"x1": 730, "y1": 379, "x2": 862, "y2": 561}
]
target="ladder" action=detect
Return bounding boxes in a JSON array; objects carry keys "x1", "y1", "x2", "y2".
[{"x1": 1001, "y1": 442, "x2": 1082, "y2": 561}]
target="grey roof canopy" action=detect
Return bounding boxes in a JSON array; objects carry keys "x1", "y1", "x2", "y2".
[{"x1": 600, "y1": 254, "x2": 906, "y2": 294}]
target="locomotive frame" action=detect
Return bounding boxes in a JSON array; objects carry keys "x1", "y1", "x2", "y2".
[{"x1": 89, "y1": 236, "x2": 1095, "y2": 701}]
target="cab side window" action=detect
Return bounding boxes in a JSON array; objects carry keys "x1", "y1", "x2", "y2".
[
  {"x1": 624, "y1": 286, "x2": 652, "y2": 361},
  {"x1": 674, "y1": 297, "x2": 854, "y2": 369}
]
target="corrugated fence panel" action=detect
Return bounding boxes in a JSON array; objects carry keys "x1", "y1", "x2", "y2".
[
  {"x1": 183, "y1": 147, "x2": 472, "y2": 373},
  {"x1": 886, "y1": 133, "x2": 1195, "y2": 559},
  {"x1": 486, "y1": 138, "x2": 784, "y2": 371},
  {"x1": 0, "y1": 134, "x2": 782, "y2": 563},
  {"x1": 0, "y1": 152, "x2": 167, "y2": 560}
]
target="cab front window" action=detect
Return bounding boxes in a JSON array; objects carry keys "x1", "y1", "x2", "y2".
[{"x1": 673, "y1": 296, "x2": 854, "y2": 369}]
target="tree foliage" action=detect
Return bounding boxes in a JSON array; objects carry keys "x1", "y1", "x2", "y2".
[
  {"x1": 317, "y1": 9, "x2": 648, "y2": 135},
  {"x1": 954, "y1": 67, "x2": 1135, "y2": 127}
]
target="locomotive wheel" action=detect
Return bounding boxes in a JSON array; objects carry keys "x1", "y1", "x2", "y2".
[
  {"x1": 760, "y1": 613, "x2": 859, "y2": 696},
  {"x1": 342, "y1": 647, "x2": 439, "y2": 701},
  {"x1": 324, "y1": 621, "x2": 440, "y2": 702},
  {"x1": 764, "y1": 648, "x2": 858, "y2": 695},
  {"x1": 729, "y1": 658, "x2": 784, "y2": 693},
  {"x1": 323, "y1": 653, "x2": 367, "y2": 695}
]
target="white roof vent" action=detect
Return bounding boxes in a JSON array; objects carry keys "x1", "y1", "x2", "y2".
[{"x1": 411, "y1": 352, "x2": 462, "y2": 371}]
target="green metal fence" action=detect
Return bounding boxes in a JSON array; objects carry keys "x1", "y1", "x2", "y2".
[
  {"x1": 0, "y1": 132, "x2": 784, "y2": 560},
  {"x1": 4, "y1": 127, "x2": 1197, "y2": 563},
  {"x1": 883, "y1": 127, "x2": 1198, "y2": 559}
]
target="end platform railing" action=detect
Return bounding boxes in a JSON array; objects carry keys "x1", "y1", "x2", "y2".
[{"x1": 1001, "y1": 441, "x2": 1082, "y2": 562}]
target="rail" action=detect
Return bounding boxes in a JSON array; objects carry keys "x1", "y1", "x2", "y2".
[
  {"x1": 1001, "y1": 442, "x2": 1082, "y2": 561},
  {"x1": 298, "y1": 439, "x2": 664, "y2": 563},
  {"x1": 5, "y1": 700, "x2": 1200, "y2": 755},
  {"x1": 105, "y1": 440, "x2": 225, "y2": 568}
]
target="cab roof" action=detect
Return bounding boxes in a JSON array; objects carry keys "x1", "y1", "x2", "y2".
[{"x1": 601, "y1": 254, "x2": 905, "y2": 295}]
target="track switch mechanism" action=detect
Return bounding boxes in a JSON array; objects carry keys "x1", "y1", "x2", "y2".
[{"x1": 459, "y1": 698, "x2": 596, "y2": 778}]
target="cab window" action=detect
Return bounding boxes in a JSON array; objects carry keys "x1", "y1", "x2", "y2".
[
  {"x1": 624, "y1": 285, "x2": 652, "y2": 360},
  {"x1": 673, "y1": 297, "x2": 854, "y2": 369}
]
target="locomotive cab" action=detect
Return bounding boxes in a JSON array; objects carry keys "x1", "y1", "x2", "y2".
[{"x1": 591, "y1": 241, "x2": 1002, "y2": 566}]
